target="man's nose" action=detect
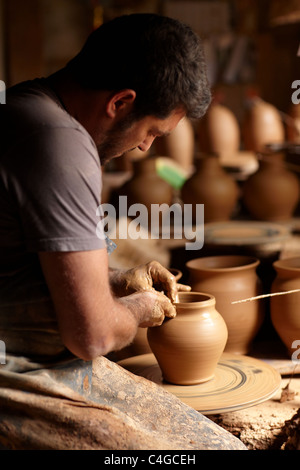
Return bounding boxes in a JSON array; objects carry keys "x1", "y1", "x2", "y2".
[{"x1": 138, "y1": 136, "x2": 156, "y2": 152}]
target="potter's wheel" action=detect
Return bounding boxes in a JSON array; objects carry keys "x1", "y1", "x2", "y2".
[
  {"x1": 204, "y1": 221, "x2": 290, "y2": 246},
  {"x1": 118, "y1": 353, "x2": 281, "y2": 415}
]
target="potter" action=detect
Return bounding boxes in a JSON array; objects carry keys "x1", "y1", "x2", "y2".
[{"x1": 0, "y1": 11, "x2": 249, "y2": 452}]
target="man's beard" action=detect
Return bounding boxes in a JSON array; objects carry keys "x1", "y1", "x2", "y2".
[{"x1": 97, "y1": 112, "x2": 140, "y2": 165}]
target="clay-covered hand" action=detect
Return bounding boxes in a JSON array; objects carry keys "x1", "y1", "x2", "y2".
[
  {"x1": 110, "y1": 260, "x2": 191, "y2": 303},
  {"x1": 118, "y1": 290, "x2": 176, "y2": 327}
]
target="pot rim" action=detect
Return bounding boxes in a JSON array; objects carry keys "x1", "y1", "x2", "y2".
[
  {"x1": 174, "y1": 291, "x2": 215, "y2": 307},
  {"x1": 186, "y1": 255, "x2": 260, "y2": 272},
  {"x1": 273, "y1": 256, "x2": 300, "y2": 272}
]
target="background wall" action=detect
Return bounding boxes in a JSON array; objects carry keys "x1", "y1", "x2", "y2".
[{"x1": 0, "y1": 0, "x2": 299, "y2": 120}]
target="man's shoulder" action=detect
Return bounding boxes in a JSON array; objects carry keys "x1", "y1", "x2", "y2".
[
  {"x1": 1, "y1": 79, "x2": 95, "y2": 155},
  {"x1": 5, "y1": 79, "x2": 80, "y2": 131}
]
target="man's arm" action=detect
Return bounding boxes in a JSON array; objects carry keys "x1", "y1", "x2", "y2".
[{"x1": 39, "y1": 249, "x2": 175, "y2": 360}]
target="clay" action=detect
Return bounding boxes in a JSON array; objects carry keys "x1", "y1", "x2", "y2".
[
  {"x1": 242, "y1": 152, "x2": 299, "y2": 221},
  {"x1": 197, "y1": 103, "x2": 240, "y2": 159},
  {"x1": 147, "y1": 291, "x2": 228, "y2": 385},
  {"x1": 186, "y1": 255, "x2": 265, "y2": 354},
  {"x1": 242, "y1": 98, "x2": 285, "y2": 153},
  {"x1": 118, "y1": 157, "x2": 173, "y2": 230},
  {"x1": 168, "y1": 267, "x2": 182, "y2": 282},
  {"x1": 271, "y1": 257, "x2": 300, "y2": 357},
  {"x1": 181, "y1": 153, "x2": 239, "y2": 223},
  {"x1": 154, "y1": 117, "x2": 195, "y2": 171}
]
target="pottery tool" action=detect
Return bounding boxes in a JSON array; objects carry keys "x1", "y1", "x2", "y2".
[{"x1": 231, "y1": 289, "x2": 300, "y2": 304}]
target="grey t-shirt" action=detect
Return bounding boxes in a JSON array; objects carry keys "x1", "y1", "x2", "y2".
[{"x1": 0, "y1": 79, "x2": 106, "y2": 356}]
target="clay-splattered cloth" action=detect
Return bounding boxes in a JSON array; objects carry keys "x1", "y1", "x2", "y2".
[{"x1": 0, "y1": 353, "x2": 247, "y2": 450}]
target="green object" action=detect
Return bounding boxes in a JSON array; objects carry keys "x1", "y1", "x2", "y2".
[{"x1": 156, "y1": 160, "x2": 187, "y2": 190}]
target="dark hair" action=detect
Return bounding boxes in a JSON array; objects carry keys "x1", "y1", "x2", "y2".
[{"x1": 67, "y1": 13, "x2": 211, "y2": 120}]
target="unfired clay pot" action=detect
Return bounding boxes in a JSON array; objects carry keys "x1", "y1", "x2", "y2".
[
  {"x1": 119, "y1": 157, "x2": 173, "y2": 228},
  {"x1": 242, "y1": 152, "x2": 299, "y2": 221},
  {"x1": 186, "y1": 255, "x2": 264, "y2": 354},
  {"x1": 155, "y1": 117, "x2": 195, "y2": 171},
  {"x1": 181, "y1": 153, "x2": 239, "y2": 223},
  {"x1": 242, "y1": 98, "x2": 285, "y2": 153},
  {"x1": 147, "y1": 292, "x2": 228, "y2": 385},
  {"x1": 271, "y1": 257, "x2": 300, "y2": 357},
  {"x1": 197, "y1": 103, "x2": 240, "y2": 159}
]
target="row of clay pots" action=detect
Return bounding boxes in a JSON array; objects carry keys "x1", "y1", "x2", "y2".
[
  {"x1": 202, "y1": 98, "x2": 286, "y2": 155},
  {"x1": 152, "y1": 99, "x2": 300, "y2": 223},
  {"x1": 181, "y1": 151, "x2": 300, "y2": 224},
  {"x1": 154, "y1": 100, "x2": 300, "y2": 171},
  {"x1": 120, "y1": 152, "x2": 300, "y2": 225},
  {"x1": 197, "y1": 99, "x2": 300, "y2": 156},
  {"x1": 183, "y1": 255, "x2": 300, "y2": 360}
]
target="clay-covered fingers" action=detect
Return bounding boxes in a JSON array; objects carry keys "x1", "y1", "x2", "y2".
[
  {"x1": 176, "y1": 283, "x2": 192, "y2": 292},
  {"x1": 118, "y1": 290, "x2": 176, "y2": 328},
  {"x1": 146, "y1": 260, "x2": 179, "y2": 303},
  {"x1": 139, "y1": 291, "x2": 176, "y2": 327}
]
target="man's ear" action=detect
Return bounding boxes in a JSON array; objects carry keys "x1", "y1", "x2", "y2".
[{"x1": 106, "y1": 89, "x2": 136, "y2": 118}]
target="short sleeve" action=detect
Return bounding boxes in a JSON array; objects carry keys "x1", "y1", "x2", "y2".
[{"x1": 7, "y1": 126, "x2": 106, "y2": 252}]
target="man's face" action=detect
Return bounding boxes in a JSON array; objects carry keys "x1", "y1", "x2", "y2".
[{"x1": 97, "y1": 108, "x2": 185, "y2": 165}]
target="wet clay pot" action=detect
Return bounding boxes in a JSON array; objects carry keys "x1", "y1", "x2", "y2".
[
  {"x1": 197, "y1": 103, "x2": 240, "y2": 159},
  {"x1": 181, "y1": 153, "x2": 239, "y2": 224},
  {"x1": 147, "y1": 292, "x2": 228, "y2": 385},
  {"x1": 271, "y1": 257, "x2": 300, "y2": 357},
  {"x1": 155, "y1": 117, "x2": 195, "y2": 171},
  {"x1": 242, "y1": 152, "x2": 299, "y2": 221},
  {"x1": 186, "y1": 256, "x2": 264, "y2": 354},
  {"x1": 119, "y1": 157, "x2": 173, "y2": 229},
  {"x1": 242, "y1": 98, "x2": 285, "y2": 153}
]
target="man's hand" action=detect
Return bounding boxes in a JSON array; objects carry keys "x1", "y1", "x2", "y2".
[
  {"x1": 110, "y1": 260, "x2": 191, "y2": 303},
  {"x1": 118, "y1": 290, "x2": 176, "y2": 328}
]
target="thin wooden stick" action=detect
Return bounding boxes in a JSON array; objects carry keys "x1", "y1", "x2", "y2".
[{"x1": 231, "y1": 289, "x2": 300, "y2": 304}]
